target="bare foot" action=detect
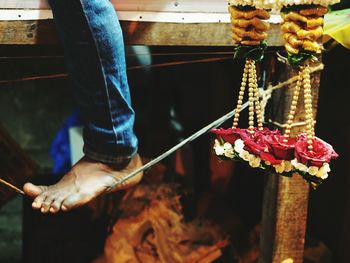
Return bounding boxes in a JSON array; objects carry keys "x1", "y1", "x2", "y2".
[{"x1": 23, "y1": 154, "x2": 143, "y2": 213}]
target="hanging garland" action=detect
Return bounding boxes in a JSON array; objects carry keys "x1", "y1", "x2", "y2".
[
  {"x1": 279, "y1": 0, "x2": 339, "y2": 187},
  {"x1": 213, "y1": 1, "x2": 280, "y2": 173},
  {"x1": 212, "y1": 0, "x2": 339, "y2": 188}
]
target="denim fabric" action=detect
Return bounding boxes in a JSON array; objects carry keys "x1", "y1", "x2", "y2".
[{"x1": 48, "y1": 0, "x2": 138, "y2": 164}]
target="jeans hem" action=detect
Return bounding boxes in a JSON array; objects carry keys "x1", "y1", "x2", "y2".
[{"x1": 83, "y1": 145, "x2": 137, "y2": 164}]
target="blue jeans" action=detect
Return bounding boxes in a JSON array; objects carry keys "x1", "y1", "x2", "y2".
[{"x1": 49, "y1": 0, "x2": 138, "y2": 164}]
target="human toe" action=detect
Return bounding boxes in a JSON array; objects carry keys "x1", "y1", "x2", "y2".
[
  {"x1": 49, "y1": 197, "x2": 65, "y2": 213},
  {"x1": 32, "y1": 193, "x2": 49, "y2": 210},
  {"x1": 40, "y1": 196, "x2": 56, "y2": 213},
  {"x1": 23, "y1": 183, "x2": 48, "y2": 198}
]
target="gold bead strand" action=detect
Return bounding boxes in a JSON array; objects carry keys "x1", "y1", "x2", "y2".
[
  {"x1": 233, "y1": 60, "x2": 250, "y2": 128},
  {"x1": 248, "y1": 59, "x2": 256, "y2": 134},
  {"x1": 283, "y1": 67, "x2": 303, "y2": 142},
  {"x1": 302, "y1": 64, "x2": 314, "y2": 151},
  {"x1": 305, "y1": 67, "x2": 315, "y2": 138},
  {"x1": 251, "y1": 61, "x2": 263, "y2": 131}
]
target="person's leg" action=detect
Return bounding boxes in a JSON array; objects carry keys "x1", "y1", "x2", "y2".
[{"x1": 24, "y1": 0, "x2": 142, "y2": 213}]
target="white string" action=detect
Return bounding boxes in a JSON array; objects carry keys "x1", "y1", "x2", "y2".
[
  {"x1": 259, "y1": 87, "x2": 272, "y2": 124},
  {"x1": 111, "y1": 101, "x2": 250, "y2": 187},
  {"x1": 268, "y1": 119, "x2": 316, "y2": 128},
  {"x1": 259, "y1": 63, "x2": 324, "y2": 124}
]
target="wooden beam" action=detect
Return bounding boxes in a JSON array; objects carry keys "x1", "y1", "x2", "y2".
[
  {"x1": 0, "y1": 19, "x2": 283, "y2": 46},
  {"x1": 1, "y1": 0, "x2": 229, "y2": 12},
  {"x1": 259, "y1": 58, "x2": 322, "y2": 263},
  {"x1": 0, "y1": 20, "x2": 59, "y2": 45}
]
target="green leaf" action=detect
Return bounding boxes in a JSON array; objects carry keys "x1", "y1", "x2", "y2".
[
  {"x1": 233, "y1": 42, "x2": 267, "y2": 62},
  {"x1": 287, "y1": 50, "x2": 318, "y2": 67},
  {"x1": 281, "y1": 4, "x2": 324, "y2": 14},
  {"x1": 234, "y1": 5, "x2": 257, "y2": 11}
]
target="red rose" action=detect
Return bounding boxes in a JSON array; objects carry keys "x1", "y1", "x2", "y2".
[
  {"x1": 239, "y1": 128, "x2": 282, "y2": 165},
  {"x1": 295, "y1": 134, "x2": 339, "y2": 167},
  {"x1": 211, "y1": 127, "x2": 245, "y2": 144},
  {"x1": 264, "y1": 132, "x2": 296, "y2": 161},
  {"x1": 256, "y1": 127, "x2": 280, "y2": 136}
]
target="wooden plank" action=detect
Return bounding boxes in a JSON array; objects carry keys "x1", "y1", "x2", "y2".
[
  {"x1": 0, "y1": 20, "x2": 59, "y2": 45},
  {"x1": 259, "y1": 59, "x2": 322, "y2": 263},
  {"x1": 0, "y1": 125, "x2": 37, "y2": 207},
  {"x1": 0, "y1": 20, "x2": 283, "y2": 46},
  {"x1": 0, "y1": 0, "x2": 228, "y2": 12},
  {"x1": 0, "y1": 9, "x2": 231, "y2": 23},
  {"x1": 0, "y1": 8, "x2": 282, "y2": 23}
]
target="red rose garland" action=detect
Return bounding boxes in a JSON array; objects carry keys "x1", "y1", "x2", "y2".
[
  {"x1": 213, "y1": 65, "x2": 339, "y2": 187},
  {"x1": 212, "y1": 59, "x2": 272, "y2": 171},
  {"x1": 213, "y1": 5, "x2": 296, "y2": 176},
  {"x1": 213, "y1": 4, "x2": 296, "y2": 176},
  {"x1": 212, "y1": 2, "x2": 339, "y2": 188},
  {"x1": 213, "y1": 128, "x2": 296, "y2": 174}
]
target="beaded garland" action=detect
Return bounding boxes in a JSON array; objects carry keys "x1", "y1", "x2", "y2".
[
  {"x1": 213, "y1": 2, "x2": 278, "y2": 174},
  {"x1": 279, "y1": 1, "x2": 339, "y2": 187},
  {"x1": 212, "y1": 0, "x2": 339, "y2": 188}
]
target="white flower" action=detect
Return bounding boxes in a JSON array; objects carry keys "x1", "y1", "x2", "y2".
[
  {"x1": 224, "y1": 151, "x2": 234, "y2": 159},
  {"x1": 316, "y1": 164, "x2": 331, "y2": 180},
  {"x1": 291, "y1": 159, "x2": 308, "y2": 173},
  {"x1": 234, "y1": 139, "x2": 245, "y2": 153},
  {"x1": 265, "y1": 160, "x2": 271, "y2": 166},
  {"x1": 213, "y1": 139, "x2": 225, "y2": 156},
  {"x1": 228, "y1": 0, "x2": 340, "y2": 9},
  {"x1": 274, "y1": 0, "x2": 340, "y2": 7},
  {"x1": 274, "y1": 162, "x2": 285, "y2": 173},
  {"x1": 228, "y1": 0, "x2": 275, "y2": 9},
  {"x1": 222, "y1": 142, "x2": 234, "y2": 159},
  {"x1": 272, "y1": 161, "x2": 292, "y2": 174},
  {"x1": 291, "y1": 159, "x2": 331, "y2": 180},
  {"x1": 323, "y1": 163, "x2": 331, "y2": 173},
  {"x1": 322, "y1": 173, "x2": 329, "y2": 179},
  {"x1": 239, "y1": 150, "x2": 251, "y2": 161},
  {"x1": 223, "y1": 142, "x2": 233, "y2": 151},
  {"x1": 284, "y1": 161, "x2": 293, "y2": 172},
  {"x1": 249, "y1": 156, "x2": 261, "y2": 168},
  {"x1": 308, "y1": 166, "x2": 319, "y2": 176},
  {"x1": 316, "y1": 166, "x2": 324, "y2": 178}
]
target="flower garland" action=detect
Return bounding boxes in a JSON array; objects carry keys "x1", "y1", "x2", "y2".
[
  {"x1": 281, "y1": 4, "x2": 329, "y2": 66},
  {"x1": 228, "y1": 0, "x2": 275, "y2": 11},
  {"x1": 213, "y1": 128, "x2": 295, "y2": 173},
  {"x1": 228, "y1": 0, "x2": 340, "y2": 9},
  {"x1": 212, "y1": 0, "x2": 339, "y2": 188},
  {"x1": 214, "y1": 1, "x2": 299, "y2": 178},
  {"x1": 279, "y1": 1, "x2": 339, "y2": 187},
  {"x1": 228, "y1": 4, "x2": 270, "y2": 61},
  {"x1": 276, "y1": 0, "x2": 340, "y2": 7},
  {"x1": 213, "y1": 127, "x2": 338, "y2": 187}
]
